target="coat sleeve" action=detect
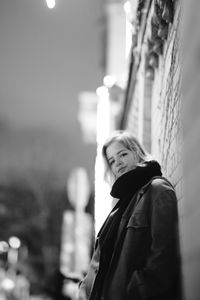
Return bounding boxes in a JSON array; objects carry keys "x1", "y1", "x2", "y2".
[
  {"x1": 77, "y1": 241, "x2": 101, "y2": 300},
  {"x1": 77, "y1": 281, "x2": 87, "y2": 300},
  {"x1": 127, "y1": 188, "x2": 180, "y2": 299}
]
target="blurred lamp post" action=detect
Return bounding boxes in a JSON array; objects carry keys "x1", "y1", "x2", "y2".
[
  {"x1": 60, "y1": 168, "x2": 92, "y2": 277},
  {"x1": 8, "y1": 236, "x2": 21, "y2": 267},
  {"x1": 67, "y1": 167, "x2": 91, "y2": 272},
  {"x1": 95, "y1": 85, "x2": 112, "y2": 234}
]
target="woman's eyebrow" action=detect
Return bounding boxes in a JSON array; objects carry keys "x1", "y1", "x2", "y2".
[
  {"x1": 117, "y1": 149, "x2": 126, "y2": 155},
  {"x1": 107, "y1": 150, "x2": 126, "y2": 161},
  {"x1": 108, "y1": 156, "x2": 114, "y2": 162}
]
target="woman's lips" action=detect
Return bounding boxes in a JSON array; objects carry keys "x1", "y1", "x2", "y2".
[{"x1": 118, "y1": 166, "x2": 126, "y2": 174}]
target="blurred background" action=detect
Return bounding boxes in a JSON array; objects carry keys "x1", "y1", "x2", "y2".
[
  {"x1": 0, "y1": 0, "x2": 103, "y2": 299},
  {"x1": 0, "y1": 0, "x2": 199, "y2": 299}
]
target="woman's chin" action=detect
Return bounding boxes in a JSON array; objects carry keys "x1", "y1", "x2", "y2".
[
  {"x1": 117, "y1": 167, "x2": 136, "y2": 178},
  {"x1": 116, "y1": 170, "x2": 127, "y2": 178}
]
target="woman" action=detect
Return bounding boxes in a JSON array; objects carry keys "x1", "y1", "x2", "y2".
[{"x1": 78, "y1": 131, "x2": 181, "y2": 300}]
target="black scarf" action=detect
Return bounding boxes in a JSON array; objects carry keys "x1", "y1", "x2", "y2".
[{"x1": 91, "y1": 160, "x2": 162, "y2": 300}]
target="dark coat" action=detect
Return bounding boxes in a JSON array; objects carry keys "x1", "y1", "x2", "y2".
[{"x1": 79, "y1": 177, "x2": 181, "y2": 300}]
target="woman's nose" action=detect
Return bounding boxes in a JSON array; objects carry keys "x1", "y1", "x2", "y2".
[{"x1": 115, "y1": 157, "x2": 122, "y2": 166}]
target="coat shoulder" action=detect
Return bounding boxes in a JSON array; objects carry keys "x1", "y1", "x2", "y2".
[{"x1": 149, "y1": 176, "x2": 175, "y2": 195}]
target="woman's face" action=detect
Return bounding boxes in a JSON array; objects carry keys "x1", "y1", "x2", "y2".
[{"x1": 106, "y1": 141, "x2": 139, "y2": 179}]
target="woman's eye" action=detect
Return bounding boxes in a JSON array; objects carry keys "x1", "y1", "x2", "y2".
[
  {"x1": 121, "y1": 153, "x2": 127, "y2": 157},
  {"x1": 110, "y1": 160, "x2": 114, "y2": 166}
]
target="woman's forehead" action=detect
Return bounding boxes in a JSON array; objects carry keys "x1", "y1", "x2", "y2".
[{"x1": 106, "y1": 141, "x2": 127, "y2": 157}]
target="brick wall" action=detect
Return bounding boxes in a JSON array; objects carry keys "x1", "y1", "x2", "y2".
[
  {"x1": 126, "y1": 82, "x2": 140, "y2": 139},
  {"x1": 125, "y1": 2, "x2": 182, "y2": 198},
  {"x1": 151, "y1": 4, "x2": 182, "y2": 197},
  {"x1": 126, "y1": 47, "x2": 153, "y2": 153}
]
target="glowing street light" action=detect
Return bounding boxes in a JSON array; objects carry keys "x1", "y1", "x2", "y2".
[
  {"x1": 103, "y1": 75, "x2": 116, "y2": 88},
  {"x1": 1, "y1": 277, "x2": 15, "y2": 291},
  {"x1": 8, "y1": 236, "x2": 21, "y2": 249},
  {"x1": 123, "y1": 1, "x2": 131, "y2": 15},
  {"x1": 0, "y1": 241, "x2": 9, "y2": 253},
  {"x1": 46, "y1": 0, "x2": 55, "y2": 9}
]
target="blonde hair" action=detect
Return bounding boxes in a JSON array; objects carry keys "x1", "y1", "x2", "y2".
[{"x1": 102, "y1": 130, "x2": 152, "y2": 182}]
